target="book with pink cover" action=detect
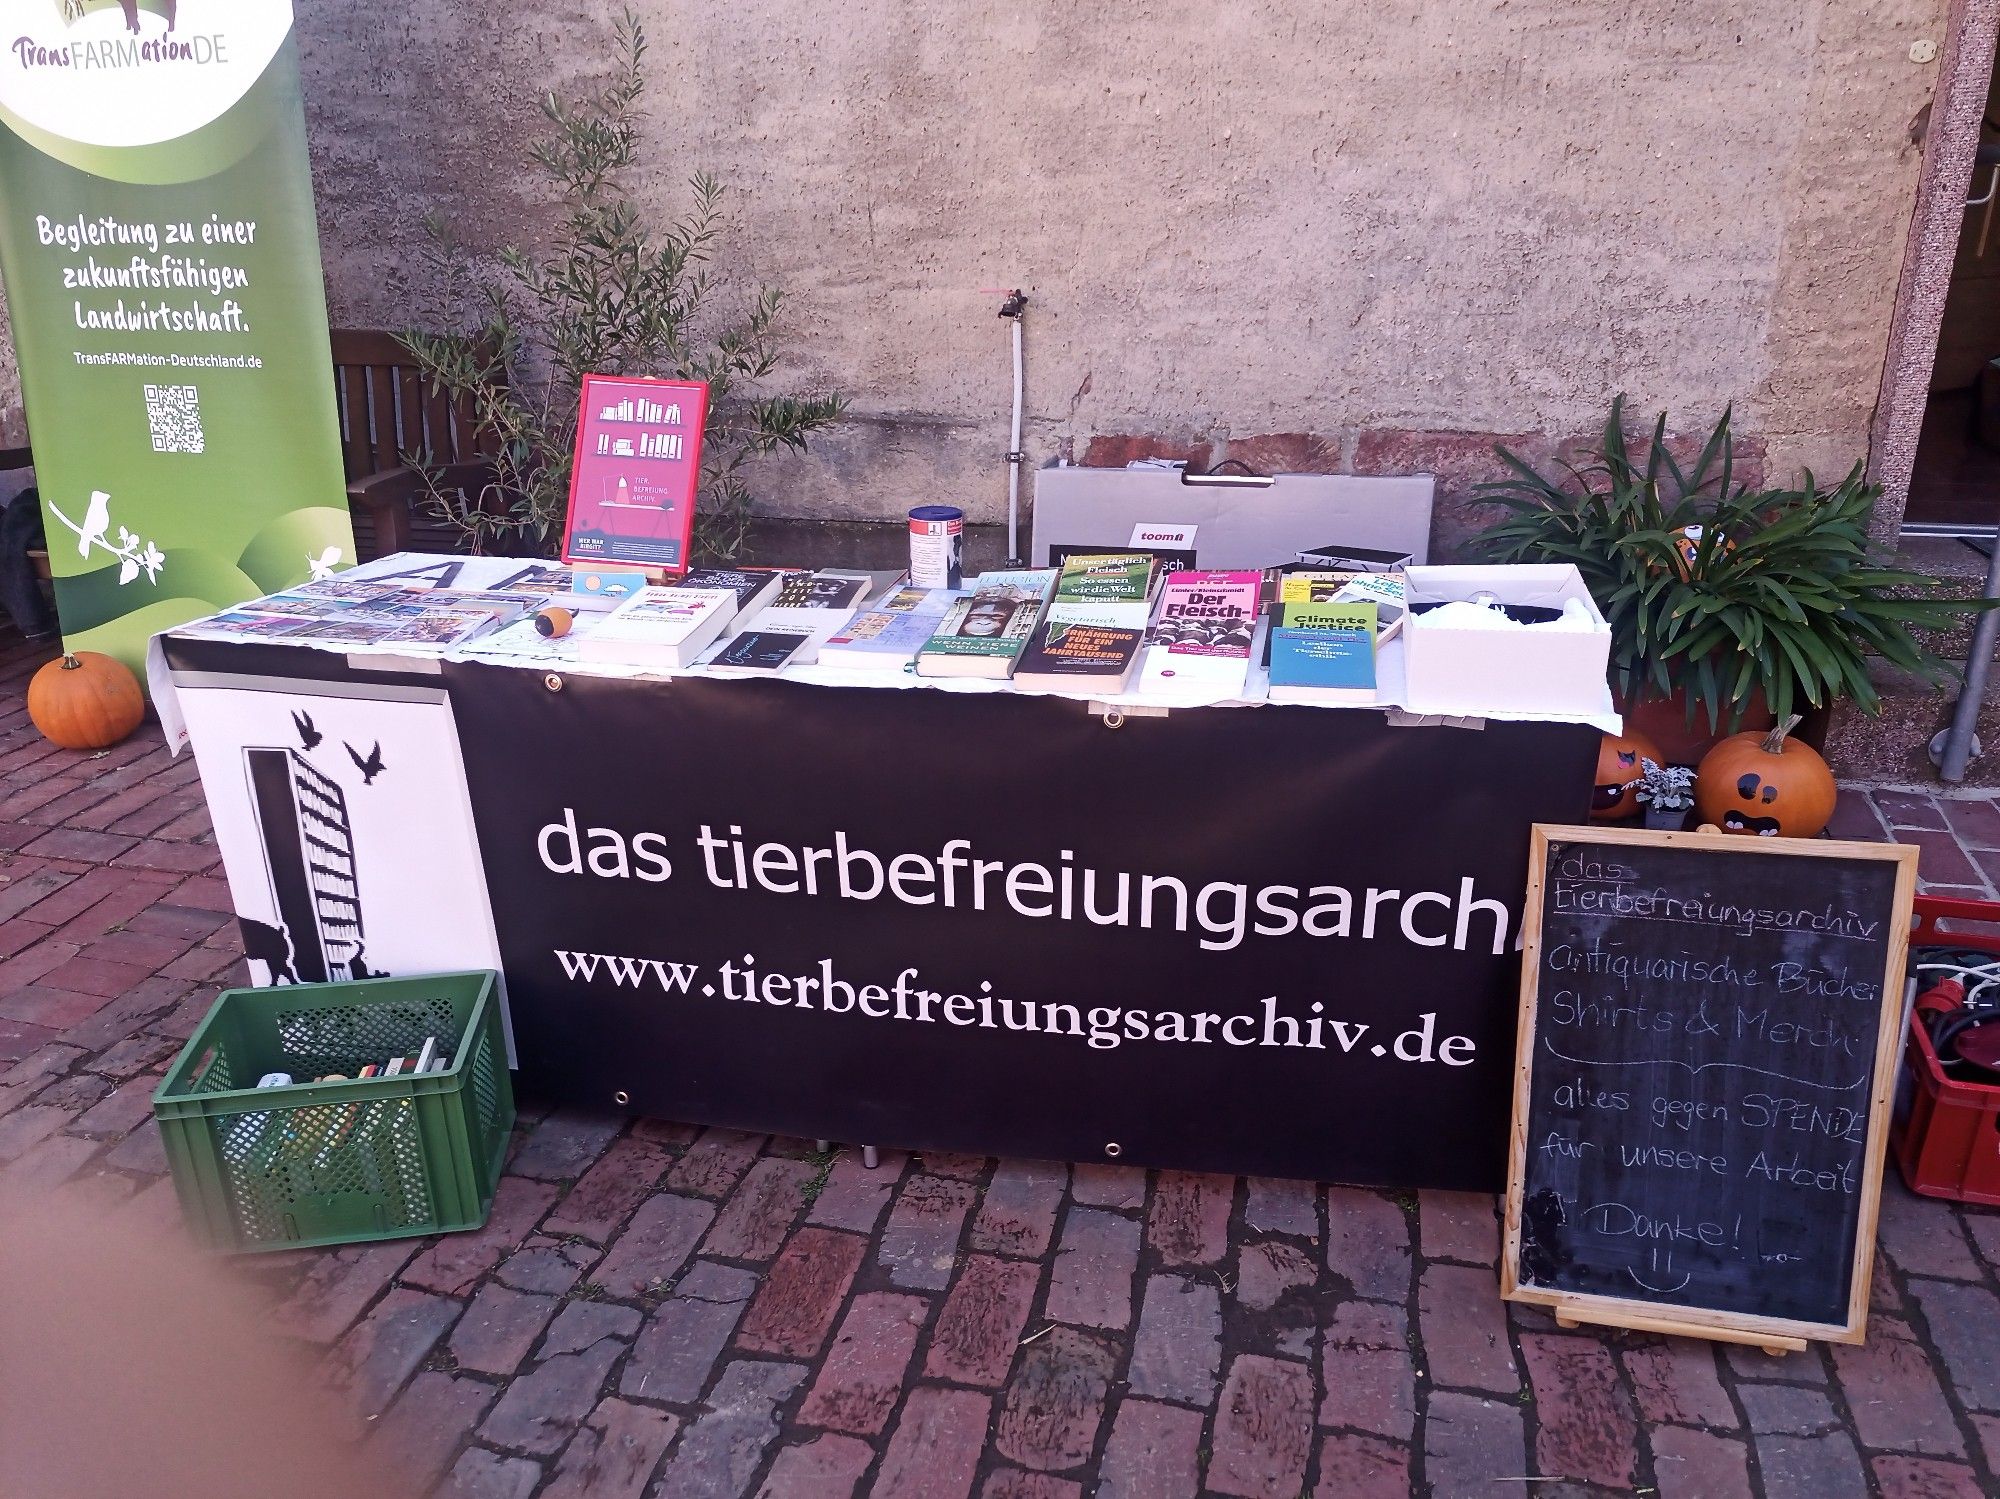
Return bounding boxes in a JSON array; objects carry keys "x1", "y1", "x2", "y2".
[{"x1": 1137, "y1": 570, "x2": 1263, "y2": 694}]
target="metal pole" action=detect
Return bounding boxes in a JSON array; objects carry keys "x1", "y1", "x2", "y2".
[
  {"x1": 1941, "y1": 529, "x2": 2000, "y2": 780},
  {"x1": 1000, "y1": 291, "x2": 1027, "y2": 565}
]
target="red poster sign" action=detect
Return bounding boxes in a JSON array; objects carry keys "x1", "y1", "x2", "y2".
[{"x1": 561, "y1": 374, "x2": 709, "y2": 573}]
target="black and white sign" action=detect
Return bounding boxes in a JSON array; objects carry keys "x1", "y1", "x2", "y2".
[
  {"x1": 162, "y1": 637, "x2": 1597, "y2": 1189},
  {"x1": 1504, "y1": 827, "x2": 1916, "y2": 1344}
]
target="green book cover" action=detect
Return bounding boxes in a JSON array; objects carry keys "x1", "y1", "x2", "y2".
[
  {"x1": 918, "y1": 569, "x2": 1056, "y2": 658},
  {"x1": 1055, "y1": 553, "x2": 1153, "y2": 602},
  {"x1": 1279, "y1": 601, "x2": 1377, "y2": 636}
]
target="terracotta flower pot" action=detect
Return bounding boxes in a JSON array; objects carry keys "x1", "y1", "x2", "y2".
[{"x1": 1619, "y1": 683, "x2": 1775, "y2": 768}]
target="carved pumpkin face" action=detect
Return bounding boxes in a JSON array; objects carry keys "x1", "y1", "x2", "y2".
[
  {"x1": 1666, "y1": 524, "x2": 1736, "y2": 579},
  {"x1": 1693, "y1": 724, "x2": 1837, "y2": 838},
  {"x1": 1592, "y1": 729, "x2": 1662, "y2": 821}
]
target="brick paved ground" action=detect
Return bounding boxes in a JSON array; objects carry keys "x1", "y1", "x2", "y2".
[{"x1": 8, "y1": 624, "x2": 2000, "y2": 1497}]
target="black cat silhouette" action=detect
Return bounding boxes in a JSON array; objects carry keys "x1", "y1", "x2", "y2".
[{"x1": 239, "y1": 917, "x2": 298, "y2": 985}]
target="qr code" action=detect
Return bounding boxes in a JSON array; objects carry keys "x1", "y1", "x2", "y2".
[{"x1": 143, "y1": 383, "x2": 204, "y2": 454}]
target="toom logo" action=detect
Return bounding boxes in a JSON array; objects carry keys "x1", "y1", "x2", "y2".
[{"x1": 58, "y1": 0, "x2": 177, "y2": 32}]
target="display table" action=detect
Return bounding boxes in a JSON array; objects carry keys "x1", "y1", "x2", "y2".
[{"x1": 156, "y1": 557, "x2": 1603, "y2": 1191}]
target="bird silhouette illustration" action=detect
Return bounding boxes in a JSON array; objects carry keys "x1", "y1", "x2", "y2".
[
  {"x1": 76, "y1": 491, "x2": 111, "y2": 558},
  {"x1": 346, "y1": 741, "x2": 386, "y2": 785},
  {"x1": 291, "y1": 710, "x2": 322, "y2": 751}
]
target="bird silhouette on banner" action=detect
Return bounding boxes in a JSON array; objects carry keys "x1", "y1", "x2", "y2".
[{"x1": 346, "y1": 741, "x2": 386, "y2": 785}]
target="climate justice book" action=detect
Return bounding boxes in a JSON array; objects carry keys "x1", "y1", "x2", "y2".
[
  {"x1": 1278, "y1": 570, "x2": 1405, "y2": 638},
  {"x1": 576, "y1": 586, "x2": 734, "y2": 667},
  {"x1": 915, "y1": 569, "x2": 1058, "y2": 679},
  {"x1": 1268, "y1": 601, "x2": 1378, "y2": 705}
]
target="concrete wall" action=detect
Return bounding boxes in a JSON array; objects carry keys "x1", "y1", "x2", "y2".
[{"x1": 0, "y1": 0, "x2": 1959, "y2": 549}]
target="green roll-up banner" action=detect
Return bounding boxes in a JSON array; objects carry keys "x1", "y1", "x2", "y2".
[{"x1": 0, "y1": 0, "x2": 353, "y2": 677}]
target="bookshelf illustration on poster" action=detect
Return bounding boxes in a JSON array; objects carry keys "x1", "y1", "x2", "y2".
[{"x1": 562, "y1": 374, "x2": 709, "y2": 573}]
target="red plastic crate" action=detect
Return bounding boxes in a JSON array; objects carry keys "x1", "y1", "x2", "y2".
[{"x1": 1900, "y1": 894, "x2": 2000, "y2": 1206}]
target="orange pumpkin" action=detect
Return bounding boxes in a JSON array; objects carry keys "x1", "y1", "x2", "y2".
[
  {"x1": 27, "y1": 652, "x2": 145, "y2": 751},
  {"x1": 1694, "y1": 715, "x2": 1836, "y2": 838},
  {"x1": 1592, "y1": 728, "x2": 1663, "y2": 820},
  {"x1": 1668, "y1": 524, "x2": 1735, "y2": 579}
]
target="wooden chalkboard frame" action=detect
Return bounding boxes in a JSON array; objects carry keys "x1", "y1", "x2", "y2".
[{"x1": 1501, "y1": 825, "x2": 1918, "y2": 1352}]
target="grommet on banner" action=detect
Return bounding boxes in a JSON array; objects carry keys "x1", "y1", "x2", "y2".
[
  {"x1": 544, "y1": 673, "x2": 564, "y2": 692},
  {"x1": 1101, "y1": 710, "x2": 1125, "y2": 730},
  {"x1": 613, "y1": 1090, "x2": 630, "y2": 1106},
  {"x1": 1104, "y1": 1141, "x2": 1123, "y2": 1158}
]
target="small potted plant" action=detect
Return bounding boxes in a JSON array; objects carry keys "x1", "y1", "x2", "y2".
[
  {"x1": 1476, "y1": 397, "x2": 1991, "y2": 762},
  {"x1": 1631, "y1": 757, "x2": 1696, "y2": 830}
]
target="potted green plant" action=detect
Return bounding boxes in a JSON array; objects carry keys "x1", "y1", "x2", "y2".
[
  {"x1": 399, "y1": 10, "x2": 845, "y2": 563},
  {"x1": 1476, "y1": 397, "x2": 1984, "y2": 761},
  {"x1": 1630, "y1": 757, "x2": 1695, "y2": 830}
]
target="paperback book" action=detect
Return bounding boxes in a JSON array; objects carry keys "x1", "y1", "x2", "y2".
[
  {"x1": 1052, "y1": 552, "x2": 1156, "y2": 602},
  {"x1": 1278, "y1": 570, "x2": 1405, "y2": 637},
  {"x1": 677, "y1": 567, "x2": 788, "y2": 624},
  {"x1": 1050, "y1": 542, "x2": 1197, "y2": 575},
  {"x1": 1136, "y1": 570, "x2": 1263, "y2": 695},
  {"x1": 1268, "y1": 601, "x2": 1378, "y2": 705},
  {"x1": 915, "y1": 569, "x2": 1059, "y2": 679},
  {"x1": 772, "y1": 570, "x2": 872, "y2": 611},
  {"x1": 1014, "y1": 618, "x2": 1145, "y2": 693},
  {"x1": 708, "y1": 630, "x2": 817, "y2": 673},
  {"x1": 819, "y1": 587, "x2": 959, "y2": 670},
  {"x1": 577, "y1": 586, "x2": 734, "y2": 667}
]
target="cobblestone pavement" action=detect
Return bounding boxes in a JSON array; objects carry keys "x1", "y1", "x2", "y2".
[{"x1": 5, "y1": 625, "x2": 2000, "y2": 1496}]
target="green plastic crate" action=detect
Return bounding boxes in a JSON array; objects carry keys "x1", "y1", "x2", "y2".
[{"x1": 153, "y1": 971, "x2": 514, "y2": 1253}]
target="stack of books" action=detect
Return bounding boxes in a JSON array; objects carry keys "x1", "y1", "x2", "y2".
[{"x1": 1013, "y1": 553, "x2": 1158, "y2": 694}]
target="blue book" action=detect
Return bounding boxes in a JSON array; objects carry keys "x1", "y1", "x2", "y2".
[{"x1": 1268, "y1": 603, "x2": 1376, "y2": 704}]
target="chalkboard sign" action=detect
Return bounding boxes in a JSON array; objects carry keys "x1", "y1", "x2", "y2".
[{"x1": 1503, "y1": 826, "x2": 1916, "y2": 1350}]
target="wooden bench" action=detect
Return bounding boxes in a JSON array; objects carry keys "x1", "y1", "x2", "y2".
[{"x1": 332, "y1": 329, "x2": 501, "y2": 561}]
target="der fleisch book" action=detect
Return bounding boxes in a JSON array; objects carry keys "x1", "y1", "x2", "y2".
[
  {"x1": 915, "y1": 569, "x2": 1058, "y2": 679},
  {"x1": 1136, "y1": 570, "x2": 1263, "y2": 694}
]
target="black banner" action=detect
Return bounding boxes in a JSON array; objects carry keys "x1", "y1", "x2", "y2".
[{"x1": 442, "y1": 663, "x2": 1596, "y2": 1189}]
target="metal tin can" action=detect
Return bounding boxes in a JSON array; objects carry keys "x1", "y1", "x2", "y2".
[{"x1": 908, "y1": 505, "x2": 965, "y2": 590}]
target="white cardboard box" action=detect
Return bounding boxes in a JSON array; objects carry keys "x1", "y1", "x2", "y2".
[{"x1": 1400, "y1": 564, "x2": 1612, "y2": 718}]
